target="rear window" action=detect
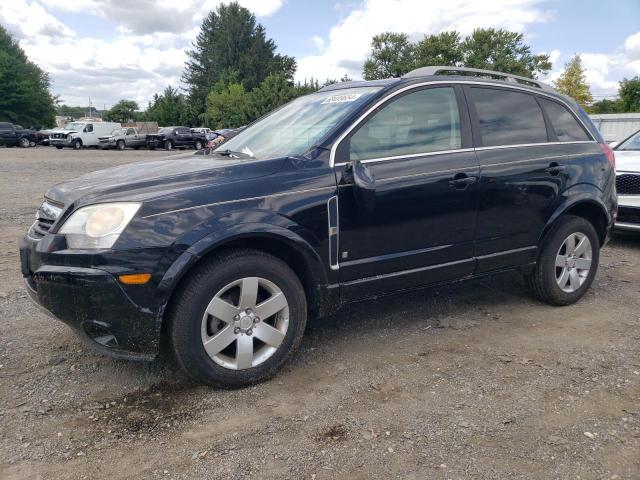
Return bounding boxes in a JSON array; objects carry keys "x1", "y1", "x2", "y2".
[
  {"x1": 470, "y1": 87, "x2": 548, "y2": 147},
  {"x1": 538, "y1": 98, "x2": 590, "y2": 142}
]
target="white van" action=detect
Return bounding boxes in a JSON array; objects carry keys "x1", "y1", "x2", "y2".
[{"x1": 50, "y1": 122, "x2": 122, "y2": 149}]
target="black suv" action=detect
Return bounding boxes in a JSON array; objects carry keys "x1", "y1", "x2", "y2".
[
  {"x1": 19, "y1": 67, "x2": 617, "y2": 387},
  {"x1": 146, "y1": 126, "x2": 206, "y2": 151}
]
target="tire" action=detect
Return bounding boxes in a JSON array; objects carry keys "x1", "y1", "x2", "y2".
[
  {"x1": 55, "y1": 145, "x2": 63, "y2": 150},
  {"x1": 73, "y1": 139, "x2": 82, "y2": 150},
  {"x1": 169, "y1": 249, "x2": 307, "y2": 388},
  {"x1": 19, "y1": 137, "x2": 29, "y2": 148},
  {"x1": 164, "y1": 140, "x2": 173, "y2": 150},
  {"x1": 194, "y1": 140, "x2": 203, "y2": 150},
  {"x1": 116, "y1": 140, "x2": 125, "y2": 150},
  {"x1": 29, "y1": 141, "x2": 36, "y2": 147},
  {"x1": 525, "y1": 215, "x2": 599, "y2": 306}
]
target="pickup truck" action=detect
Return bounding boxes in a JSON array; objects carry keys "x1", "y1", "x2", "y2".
[
  {"x1": 146, "y1": 126, "x2": 206, "y2": 151},
  {"x1": 98, "y1": 127, "x2": 147, "y2": 150},
  {"x1": 0, "y1": 122, "x2": 37, "y2": 147}
]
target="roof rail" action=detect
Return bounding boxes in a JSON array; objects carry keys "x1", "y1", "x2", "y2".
[{"x1": 402, "y1": 66, "x2": 554, "y2": 91}]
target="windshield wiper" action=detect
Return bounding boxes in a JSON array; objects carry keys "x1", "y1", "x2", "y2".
[{"x1": 215, "y1": 149, "x2": 254, "y2": 159}]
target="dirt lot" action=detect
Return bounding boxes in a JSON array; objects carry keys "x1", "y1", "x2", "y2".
[{"x1": 1, "y1": 147, "x2": 639, "y2": 480}]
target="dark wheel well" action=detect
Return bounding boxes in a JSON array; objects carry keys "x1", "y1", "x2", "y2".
[
  {"x1": 562, "y1": 202, "x2": 608, "y2": 246},
  {"x1": 162, "y1": 237, "x2": 324, "y2": 334}
]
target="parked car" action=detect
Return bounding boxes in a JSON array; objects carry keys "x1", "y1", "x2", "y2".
[
  {"x1": 612, "y1": 129, "x2": 640, "y2": 232},
  {"x1": 99, "y1": 127, "x2": 147, "y2": 150},
  {"x1": 192, "y1": 127, "x2": 216, "y2": 142},
  {"x1": 37, "y1": 129, "x2": 52, "y2": 146},
  {"x1": 146, "y1": 126, "x2": 206, "y2": 151},
  {"x1": 49, "y1": 122, "x2": 122, "y2": 150},
  {"x1": 0, "y1": 122, "x2": 37, "y2": 148},
  {"x1": 20, "y1": 66, "x2": 616, "y2": 387},
  {"x1": 207, "y1": 127, "x2": 244, "y2": 148}
]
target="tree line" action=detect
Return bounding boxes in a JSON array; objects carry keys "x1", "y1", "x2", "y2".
[{"x1": 2, "y1": 2, "x2": 639, "y2": 130}]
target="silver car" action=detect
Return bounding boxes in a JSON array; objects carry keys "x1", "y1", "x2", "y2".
[{"x1": 613, "y1": 129, "x2": 640, "y2": 232}]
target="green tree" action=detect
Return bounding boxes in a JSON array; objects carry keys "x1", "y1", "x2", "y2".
[
  {"x1": 619, "y1": 76, "x2": 640, "y2": 112},
  {"x1": 104, "y1": 100, "x2": 139, "y2": 123},
  {"x1": 183, "y1": 2, "x2": 295, "y2": 120},
  {"x1": 144, "y1": 86, "x2": 188, "y2": 126},
  {"x1": 363, "y1": 32, "x2": 415, "y2": 80},
  {"x1": 590, "y1": 98, "x2": 623, "y2": 114},
  {"x1": 362, "y1": 28, "x2": 551, "y2": 80},
  {"x1": 205, "y1": 83, "x2": 252, "y2": 128},
  {"x1": 249, "y1": 73, "x2": 296, "y2": 118},
  {"x1": 462, "y1": 28, "x2": 551, "y2": 77},
  {"x1": 414, "y1": 31, "x2": 463, "y2": 69},
  {"x1": 0, "y1": 25, "x2": 55, "y2": 128},
  {"x1": 553, "y1": 54, "x2": 593, "y2": 109}
]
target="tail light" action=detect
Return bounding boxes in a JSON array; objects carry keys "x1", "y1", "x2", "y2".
[{"x1": 599, "y1": 143, "x2": 615, "y2": 170}]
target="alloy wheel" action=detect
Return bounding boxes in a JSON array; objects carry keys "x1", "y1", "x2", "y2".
[
  {"x1": 200, "y1": 277, "x2": 289, "y2": 370},
  {"x1": 555, "y1": 232, "x2": 592, "y2": 293}
]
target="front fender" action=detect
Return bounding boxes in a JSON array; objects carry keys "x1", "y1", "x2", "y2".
[{"x1": 156, "y1": 213, "x2": 327, "y2": 307}]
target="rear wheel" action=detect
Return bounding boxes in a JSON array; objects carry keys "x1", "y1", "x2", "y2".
[
  {"x1": 525, "y1": 215, "x2": 599, "y2": 306},
  {"x1": 169, "y1": 249, "x2": 307, "y2": 387}
]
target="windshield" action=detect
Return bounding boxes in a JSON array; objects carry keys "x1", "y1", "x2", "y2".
[
  {"x1": 214, "y1": 87, "x2": 382, "y2": 159},
  {"x1": 111, "y1": 128, "x2": 126, "y2": 135},
  {"x1": 616, "y1": 130, "x2": 640, "y2": 151},
  {"x1": 65, "y1": 122, "x2": 85, "y2": 130}
]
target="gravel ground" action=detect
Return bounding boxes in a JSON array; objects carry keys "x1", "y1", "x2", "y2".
[{"x1": 0, "y1": 147, "x2": 639, "y2": 480}]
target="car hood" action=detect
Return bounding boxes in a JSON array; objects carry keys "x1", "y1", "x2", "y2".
[
  {"x1": 45, "y1": 152, "x2": 285, "y2": 207},
  {"x1": 615, "y1": 150, "x2": 640, "y2": 172}
]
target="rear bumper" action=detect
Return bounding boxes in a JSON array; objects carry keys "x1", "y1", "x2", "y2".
[{"x1": 19, "y1": 236, "x2": 163, "y2": 361}]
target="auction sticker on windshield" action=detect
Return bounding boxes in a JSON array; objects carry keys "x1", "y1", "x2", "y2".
[{"x1": 321, "y1": 93, "x2": 363, "y2": 104}]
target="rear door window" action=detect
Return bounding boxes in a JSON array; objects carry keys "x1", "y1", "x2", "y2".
[
  {"x1": 349, "y1": 87, "x2": 462, "y2": 161},
  {"x1": 469, "y1": 87, "x2": 548, "y2": 147},
  {"x1": 538, "y1": 98, "x2": 590, "y2": 142}
]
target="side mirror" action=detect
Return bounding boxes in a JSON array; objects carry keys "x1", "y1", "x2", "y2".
[{"x1": 346, "y1": 159, "x2": 376, "y2": 211}]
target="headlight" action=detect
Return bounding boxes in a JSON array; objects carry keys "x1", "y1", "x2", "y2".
[{"x1": 59, "y1": 202, "x2": 141, "y2": 249}]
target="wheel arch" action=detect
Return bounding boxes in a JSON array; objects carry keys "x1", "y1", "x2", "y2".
[
  {"x1": 542, "y1": 195, "x2": 610, "y2": 247},
  {"x1": 157, "y1": 226, "x2": 331, "y2": 333}
]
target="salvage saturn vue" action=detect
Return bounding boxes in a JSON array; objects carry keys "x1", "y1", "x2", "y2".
[{"x1": 20, "y1": 67, "x2": 617, "y2": 387}]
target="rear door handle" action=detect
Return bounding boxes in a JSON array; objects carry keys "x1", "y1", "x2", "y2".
[
  {"x1": 545, "y1": 163, "x2": 566, "y2": 175},
  {"x1": 449, "y1": 174, "x2": 477, "y2": 189}
]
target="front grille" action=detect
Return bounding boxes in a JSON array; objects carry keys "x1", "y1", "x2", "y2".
[
  {"x1": 29, "y1": 199, "x2": 63, "y2": 240},
  {"x1": 616, "y1": 174, "x2": 640, "y2": 195},
  {"x1": 617, "y1": 206, "x2": 640, "y2": 225}
]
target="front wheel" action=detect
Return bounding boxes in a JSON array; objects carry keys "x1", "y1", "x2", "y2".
[
  {"x1": 116, "y1": 140, "x2": 125, "y2": 150},
  {"x1": 19, "y1": 137, "x2": 29, "y2": 148},
  {"x1": 73, "y1": 139, "x2": 82, "y2": 150},
  {"x1": 194, "y1": 140, "x2": 203, "y2": 150},
  {"x1": 169, "y1": 249, "x2": 307, "y2": 387},
  {"x1": 164, "y1": 140, "x2": 173, "y2": 150},
  {"x1": 525, "y1": 215, "x2": 599, "y2": 306}
]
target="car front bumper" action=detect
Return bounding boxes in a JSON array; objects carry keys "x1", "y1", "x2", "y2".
[
  {"x1": 19, "y1": 236, "x2": 166, "y2": 361},
  {"x1": 615, "y1": 195, "x2": 640, "y2": 232}
]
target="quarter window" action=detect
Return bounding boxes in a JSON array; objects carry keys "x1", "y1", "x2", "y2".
[
  {"x1": 538, "y1": 98, "x2": 590, "y2": 142},
  {"x1": 469, "y1": 87, "x2": 547, "y2": 147},
  {"x1": 349, "y1": 87, "x2": 462, "y2": 161}
]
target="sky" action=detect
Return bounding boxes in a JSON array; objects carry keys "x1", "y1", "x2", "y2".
[{"x1": 1, "y1": 0, "x2": 639, "y2": 108}]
